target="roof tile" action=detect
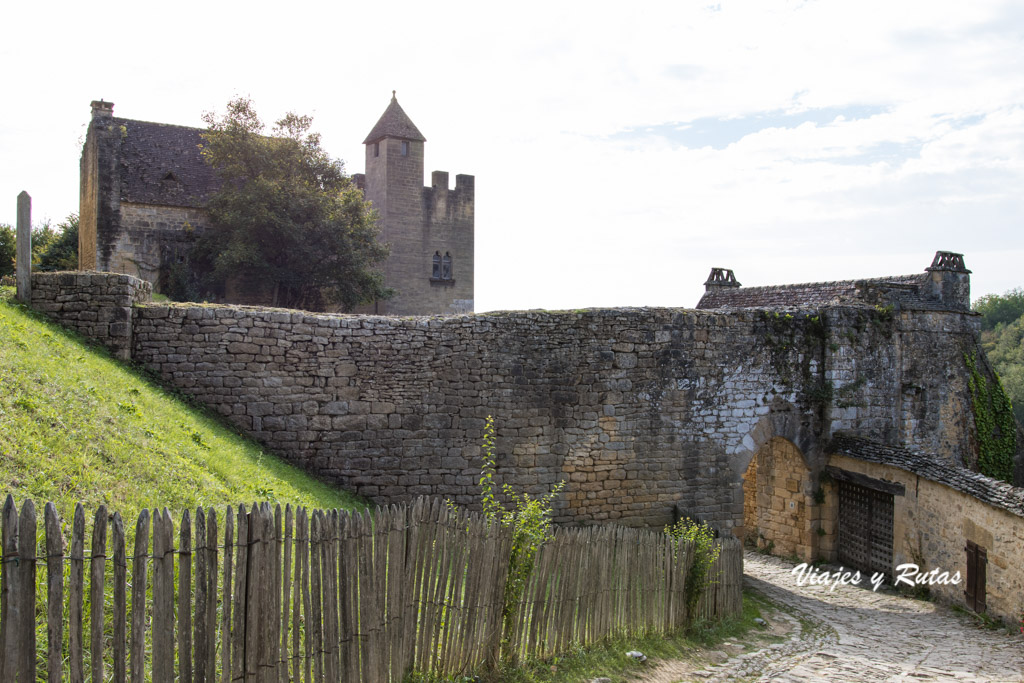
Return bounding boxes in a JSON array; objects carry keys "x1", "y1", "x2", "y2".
[
  {"x1": 363, "y1": 93, "x2": 426, "y2": 144},
  {"x1": 115, "y1": 118, "x2": 219, "y2": 208}
]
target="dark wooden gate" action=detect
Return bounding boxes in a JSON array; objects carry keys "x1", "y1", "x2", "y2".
[
  {"x1": 965, "y1": 541, "x2": 987, "y2": 613},
  {"x1": 838, "y1": 480, "x2": 894, "y2": 577}
]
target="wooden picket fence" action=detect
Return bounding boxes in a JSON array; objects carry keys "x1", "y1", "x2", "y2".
[{"x1": 0, "y1": 495, "x2": 742, "y2": 682}]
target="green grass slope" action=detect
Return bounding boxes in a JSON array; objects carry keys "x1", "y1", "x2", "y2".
[{"x1": 0, "y1": 287, "x2": 364, "y2": 522}]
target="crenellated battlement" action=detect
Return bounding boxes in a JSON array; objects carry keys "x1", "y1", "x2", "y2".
[{"x1": 360, "y1": 94, "x2": 474, "y2": 315}]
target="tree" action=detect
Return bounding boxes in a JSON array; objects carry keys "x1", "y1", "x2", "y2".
[
  {"x1": 30, "y1": 219, "x2": 58, "y2": 265},
  {"x1": 980, "y1": 313, "x2": 1024, "y2": 426},
  {"x1": 193, "y1": 98, "x2": 391, "y2": 311},
  {"x1": 0, "y1": 215, "x2": 77, "y2": 279},
  {"x1": 974, "y1": 289, "x2": 1024, "y2": 331},
  {"x1": 0, "y1": 224, "x2": 13, "y2": 279},
  {"x1": 36, "y1": 214, "x2": 78, "y2": 271}
]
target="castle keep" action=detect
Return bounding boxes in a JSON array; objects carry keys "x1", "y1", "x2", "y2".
[{"x1": 78, "y1": 96, "x2": 474, "y2": 314}]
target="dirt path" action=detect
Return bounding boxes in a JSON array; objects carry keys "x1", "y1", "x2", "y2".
[{"x1": 637, "y1": 552, "x2": 1024, "y2": 682}]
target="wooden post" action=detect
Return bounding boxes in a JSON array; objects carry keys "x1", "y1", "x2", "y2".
[
  {"x1": 45, "y1": 503, "x2": 65, "y2": 683},
  {"x1": 91, "y1": 506, "x2": 108, "y2": 683},
  {"x1": 178, "y1": 510, "x2": 193, "y2": 683},
  {"x1": 16, "y1": 191, "x2": 30, "y2": 301},
  {"x1": 70, "y1": 504, "x2": 86, "y2": 683},
  {"x1": 16, "y1": 500, "x2": 37, "y2": 681},
  {"x1": 112, "y1": 512, "x2": 127, "y2": 683},
  {"x1": 130, "y1": 510, "x2": 150, "y2": 683}
]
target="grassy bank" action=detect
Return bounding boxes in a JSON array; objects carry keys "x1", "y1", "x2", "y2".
[{"x1": 0, "y1": 286, "x2": 364, "y2": 522}]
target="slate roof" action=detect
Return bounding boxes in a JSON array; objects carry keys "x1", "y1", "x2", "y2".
[
  {"x1": 115, "y1": 118, "x2": 220, "y2": 208},
  {"x1": 363, "y1": 94, "x2": 426, "y2": 144},
  {"x1": 694, "y1": 273, "x2": 966, "y2": 312},
  {"x1": 831, "y1": 435, "x2": 1024, "y2": 518}
]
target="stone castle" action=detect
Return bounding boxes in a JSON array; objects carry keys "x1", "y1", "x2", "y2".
[{"x1": 78, "y1": 95, "x2": 474, "y2": 315}]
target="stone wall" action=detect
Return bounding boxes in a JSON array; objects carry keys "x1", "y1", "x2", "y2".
[
  {"x1": 29, "y1": 272, "x2": 153, "y2": 360},
  {"x1": 742, "y1": 437, "x2": 816, "y2": 560},
  {"x1": 28, "y1": 273, "x2": 1003, "y2": 530},
  {"x1": 827, "y1": 453, "x2": 1024, "y2": 622},
  {"x1": 108, "y1": 203, "x2": 206, "y2": 289}
]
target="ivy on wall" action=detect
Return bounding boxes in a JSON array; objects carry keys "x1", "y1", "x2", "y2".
[{"x1": 965, "y1": 351, "x2": 1016, "y2": 482}]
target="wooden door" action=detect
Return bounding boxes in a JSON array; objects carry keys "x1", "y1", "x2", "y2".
[
  {"x1": 838, "y1": 480, "x2": 894, "y2": 577},
  {"x1": 965, "y1": 541, "x2": 987, "y2": 613}
]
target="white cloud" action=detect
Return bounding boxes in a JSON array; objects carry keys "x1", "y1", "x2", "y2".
[{"x1": 1, "y1": 0, "x2": 1022, "y2": 310}]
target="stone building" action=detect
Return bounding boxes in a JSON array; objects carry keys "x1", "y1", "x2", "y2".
[{"x1": 78, "y1": 96, "x2": 474, "y2": 314}]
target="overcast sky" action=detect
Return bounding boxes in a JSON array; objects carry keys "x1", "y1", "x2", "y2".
[{"x1": 2, "y1": 1, "x2": 1022, "y2": 312}]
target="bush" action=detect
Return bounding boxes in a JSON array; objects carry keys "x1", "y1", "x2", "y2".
[
  {"x1": 665, "y1": 517, "x2": 721, "y2": 618},
  {"x1": 475, "y1": 416, "x2": 564, "y2": 663}
]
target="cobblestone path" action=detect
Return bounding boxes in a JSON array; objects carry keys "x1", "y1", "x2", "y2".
[{"x1": 696, "y1": 552, "x2": 1024, "y2": 682}]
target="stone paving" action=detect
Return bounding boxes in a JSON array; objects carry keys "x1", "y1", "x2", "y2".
[{"x1": 696, "y1": 552, "x2": 1024, "y2": 682}]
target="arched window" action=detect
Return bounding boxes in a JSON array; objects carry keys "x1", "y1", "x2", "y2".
[
  {"x1": 432, "y1": 252, "x2": 441, "y2": 279},
  {"x1": 442, "y1": 252, "x2": 452, "y2": 280}
]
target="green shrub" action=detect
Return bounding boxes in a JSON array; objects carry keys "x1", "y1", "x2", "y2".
[
  {"x1": 665, "y1": 517, "x2": 721, "y2": 618},
  {"x1": 476, "y1": 416, "x2": 564, "y2": 663}
]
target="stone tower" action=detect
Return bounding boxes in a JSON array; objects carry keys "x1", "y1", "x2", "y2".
[{"x1": 357, "y1": 93, "x2": 474, "y2": 315}]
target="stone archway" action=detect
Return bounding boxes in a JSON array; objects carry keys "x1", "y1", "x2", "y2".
[{"x1": 742, "y1": 437, "x2": 817, "y2": 561}]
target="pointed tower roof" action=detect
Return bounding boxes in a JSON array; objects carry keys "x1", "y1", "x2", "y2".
[{"x1": 363, "y1": 91, "x2": 426, "y2": 144}]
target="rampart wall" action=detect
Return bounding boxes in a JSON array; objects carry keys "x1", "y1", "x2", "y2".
[{"x1": 29, "y1": 272, "x2": 988, "y2": 529}]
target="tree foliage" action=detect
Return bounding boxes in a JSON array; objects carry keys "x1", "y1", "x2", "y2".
[
  {"x1": 665, "y1": 517, "x2": 721, "y2": 618},
  {"x1": 474, "y1": 415, "x2": 564, "y2": 664},
  {"x1": 193, "y1": 98, "x2": 391, "y2": 311},
  {"x1": 0, "y1": 224, "x2": 13, "y2": 279},
  {"x1": 978, "y1": 294, "x2": 1024, "y2": 426},
  {"x1": 35, "y1": 214, "x2": 78, "y2": 271},
  {"x1": 0, "y1": 214, "x2": 78, "y2": 279},
  {"x1": 974, "y1": 288, "x2": 1024, "y2": 331}
]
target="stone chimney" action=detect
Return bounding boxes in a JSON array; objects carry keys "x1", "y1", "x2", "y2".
[
  {"x1": 704, "y1": 267, "x2": 741, "y2": 292},
  {"x1": 91, "y1": 100, "x2": 114, "y2": 119},
  {"x1": 923, "y1": 251, "x2": 971, "y2": 311}
]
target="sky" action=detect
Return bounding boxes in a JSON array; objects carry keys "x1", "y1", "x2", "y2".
[{"x1": 2, "y1": 0, "x2": 1022, "y2": 312}]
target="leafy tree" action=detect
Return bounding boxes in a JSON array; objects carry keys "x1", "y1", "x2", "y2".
[
  {"x1": 974, "y1": 289, "x2": 1024, "y2": 331},
  {"x1": 30, "y1": 219, "x2": 58, "y2": 265},
  {"x1": 193, "y1": 98, "x2": 391, "y2": 311},
  {"x1": 0, "y1": 224, "x2": 13, "y2": 279},
  {"x1": 0, "y1": 217, "x2": 76, "y2": 278},
  {"x1": 976, "y1": 288, "x2": 1024, "y2": 427},
  {"x1": 36, "y1": 214, "x2": 78, "y2": 271}
]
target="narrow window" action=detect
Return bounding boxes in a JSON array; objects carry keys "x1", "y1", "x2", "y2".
[
  {"x1": 374, "y1": 142, "x2": 380, "y2": 158},
  {"x1": 442, "y1": 252, "x2": 452, "y2": 280},
  {"x1": 432, "y1": 252, "x2": 441, "y2": 279},
  {"x1": 401, "y1": 140, "x2": 409, "y2": 156}
]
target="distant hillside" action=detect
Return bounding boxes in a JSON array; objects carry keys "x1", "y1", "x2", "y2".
[
  {"x1": 976, "y1": 288, "x2": 1024, "y2": 425},
  {"x1": 0, "y1": 286, "x2": 364, "y2": 522}
]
